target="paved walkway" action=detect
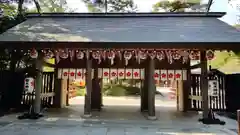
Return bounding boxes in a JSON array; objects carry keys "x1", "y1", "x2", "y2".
[
  {"x1": 0, "y1": 96, "x2": 238, "y2": 135},
  {"x1": 0, "y1": 115, "x2": 238, "y2": 135}
]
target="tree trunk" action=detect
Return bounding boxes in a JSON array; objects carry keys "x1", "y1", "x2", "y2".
[
  {"x1": 18, "y1": 0, "x2": 24, "y2": 16},
  {"x1": 33, "y1": 0, "x2": 42, "y2": 14}
]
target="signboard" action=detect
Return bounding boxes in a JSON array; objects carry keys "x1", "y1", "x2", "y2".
[
  {"x1": 24, "y1": 77, "x2": 35, "y2": 93},
  {"x1": 208, "y1": 80, "x2": 219, "y2": 96}
]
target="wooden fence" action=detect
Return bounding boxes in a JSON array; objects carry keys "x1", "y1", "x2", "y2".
[
  {"x1": 189, "y1": 72, "x2": 226, "y2": 112},
  {"x1": 21, "y1": 72, "x2": 55, "y2": 108}
]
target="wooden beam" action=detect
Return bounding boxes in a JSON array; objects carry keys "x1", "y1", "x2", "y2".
[{"x1": 190, "y1": 63, "x2": 201, "y2": 69}]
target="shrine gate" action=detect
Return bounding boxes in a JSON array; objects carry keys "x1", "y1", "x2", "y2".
[{"x1": 0, "y1": 12, "x2": 240, "y2": 121}]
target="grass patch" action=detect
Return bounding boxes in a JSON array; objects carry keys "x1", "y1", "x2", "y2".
[
  {"x1": 103, "y1": 83, "x2": 140, "y2": 96},
  {"x1": 75, "y1": 87, "x2": 86, "y2": 96}
]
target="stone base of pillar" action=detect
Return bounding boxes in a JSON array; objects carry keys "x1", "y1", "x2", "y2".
[
  {"x1": 147, "y1": 116, "x2": 157, "y2": 120},
  {"x1": 83, "y1": 114, "x2": 92, "y2": 118}
]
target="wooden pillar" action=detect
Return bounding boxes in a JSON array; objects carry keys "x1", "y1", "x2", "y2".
[
  {"x1": 177, "y1": 80, "x2": 184, "y2": 111},
  {"x1": 66, "y1": 79, "x2": 70, "y2": 106},
  {"x1": 53, "y1": 68, "x2": 62, "y2": 108},
  {"x1": 200, "y1": 50, "x2": 209, "y2": 119},
  {"x1": 183, "y1": 63, "x2": 191, "y2": 112},
  {"x1": 84, "y1": 58, "x2": 92, "y2": 117},
  {"x1": 60, "y1": 79, "x2": 67, "y2": 108},
  {"x1": 34, "y1": 58, "x2": 43, "y2": 114},
  {"x1": 147, "y1": 58, "x2": 156, "y2": 120},
  {"x1": 141, "y1": 63, "x2": 149, "y2": 112},
  {"x1": 91, "y1": 67, "x2": 101, "y2": 111}
]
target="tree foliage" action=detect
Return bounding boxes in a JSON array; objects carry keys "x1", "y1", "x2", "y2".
[
  {"x1": 83, "y1": 0, "x2": 138, "y2": 12},
  {"x1": 152, "y1": 0, "x2": 197, "y2": 12}
]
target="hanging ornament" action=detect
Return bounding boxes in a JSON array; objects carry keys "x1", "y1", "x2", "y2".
[
  {"x1": 76, "y1": 50, "x2": 84, "y2": 59},
  {"x1": 107, "y1": 50, "x2": 115, "y2": 65},
  {"x1": 44, "y1": 50, "x2": 54, "y2": 59},
  {"x1": 92, "y1": 51, "x2": 102, "y2": 64},
  {"x1": 180, "y1": 50, "x2": 189, "y2": 64},
  {"x1": 117, "y1": 50, "x2": 122, "y2": 61},
  {"x1": 124, "y1": 51, "x2": 133, "y2": 66},
  {"x1": 135, "y1": 50, "x2": 139, "y2": 62},
  {"x1": 69, "y1": 49, "x2": 75, "y2": 61},
  {"x1": 165, "y1": 50, "x2": 173, "y2": 64},
  {"x1": 101, "y1": 50, "x2": 107, "y2": 61},
  {"x1": 137, "y1": 50, "x2": 147, "y2": 64},
  {"x1": 195, "y1": 51, "x2": 200, "y2": 60},
  {"x1": 172, "y1": 50, "x2": 181, "y2": 60},
  {"x1": 29, "y1": 48, "x2": 38, "y2": 59},
  {"x1": 148, "y1": 50, "x2": 156, "y2": 59},
  {"x1": 59, "y1": 49, "x2": 68, "y2": 59},
  {"x1": 55, "y1": 50, "x2": 60, "y2": 63},
  {"x1": 206, "y1": 50, "x2": 215, "y2": 60},
  {"x1": 156, "y1": 51, "x2": 165, "y2": 61}
]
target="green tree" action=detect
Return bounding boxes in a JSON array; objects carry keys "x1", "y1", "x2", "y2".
[
  {"x1": 36, "y1": 0, "x2": 76, "y2": 13},
  {"x1": 83, "y1": 0, "x2": 138, "y2": 13},
  {"x1": 152, "y1": 0, "x2": 199, "y2": 12}
]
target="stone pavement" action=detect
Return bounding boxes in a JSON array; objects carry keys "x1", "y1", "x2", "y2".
[
  {"x1": 0, "y1": 96, "x2": 238, "y2": 135},
  {"x1": 0, "y1": 113, "x2": 238, "y2": 135}
]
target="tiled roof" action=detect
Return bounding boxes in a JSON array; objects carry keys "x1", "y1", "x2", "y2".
[{"x1": 0, "y1": 12, "x2": 240, "y2": 44}]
